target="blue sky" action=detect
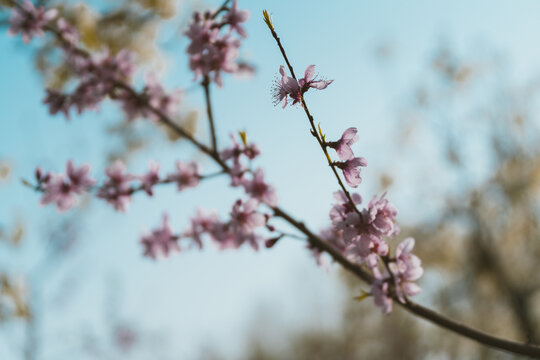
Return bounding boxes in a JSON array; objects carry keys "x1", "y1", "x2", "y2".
[{"x1": 2, "y1": 0, "x2": 540, "y2": 358}]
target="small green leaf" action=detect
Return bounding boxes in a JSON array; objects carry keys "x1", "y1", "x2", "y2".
[
  {"x1": 238, "y1": 130, "x2": 248, "y2": 146},
  {"x1": 353, "y1": 290, "x2": 371, "y2": 302},
  {"x1": 262, "y1": 10, "x2": 274, "y2": 31}
]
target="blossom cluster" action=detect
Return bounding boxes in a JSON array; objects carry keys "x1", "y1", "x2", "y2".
[
  {"x1": 274, "y1": 66, "x2": 422, "y2": 313},
  {"x1": 8, "y1": 1, "x2": 57, "y2": 43},
  {"x1": 8, "y1": 1, "x2": 181, "y2": 121},
  {"x1": 141, "y1": 133, "x2": 278, "y2": 259},
  {"x1": 328, "y1": 190, "x2": 423, "y2": 314},
  {"x1": 323, "y1": 127, "x2": 422, "y2": 313},
  {"x1": 35, "y1": 159, "x2": 202, "y2": 213},
  {"x1": 221, "y1": 133, "x2": 278, "y2": 206},
  {"x1": 185, "y1": 0, "x2": 250, "y2": 86}
]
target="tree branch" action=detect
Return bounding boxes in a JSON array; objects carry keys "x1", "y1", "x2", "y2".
[{"x1": 202, "y1": 76, "x2": 218, "y2": 154}]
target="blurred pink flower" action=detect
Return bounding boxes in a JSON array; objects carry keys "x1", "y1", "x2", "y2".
[
  {"x1": 141, "y1": 214, "x2": 179, "y2": 259},
  {"x1": 8, "y1": 1, "x2": 57, "y2": 43},
  {"x1": 241, "y1": 169, "x2": 278, "y2": 206},
  {"x1": 139, "y1": 160, "x2": 160, "y2": 196},
  {"x1": 97, "y1": 160, "x2": 134, "y2": 212},
  {"x1": 167, "y1": 161, "x2": 201, "y2": 191},
  {"x1": 223, "y1": 0, "x2": 250, "y2": 38}
]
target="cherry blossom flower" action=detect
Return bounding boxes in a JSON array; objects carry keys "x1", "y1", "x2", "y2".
[
  {"x1": 40, "y1": 174, "x2": 77, "y2": 212},
  {"x1": 140, "y1": 214, "x2": 180, "y2": 259},
  {"x1": 273, "y1": 65, "x2": 333, "y2": 108},
  {"x1": 185, "y1": 9, "x2": 246, "y2": 87},
  {"x1": 272, "y1": 65, "x2": 301, "y2": 108},
  {"x1": 56, "y1": 18, "x2": 78, "y2": 46},
  {"x1": 298, "y1": 65, "x2": 333, "y2": 92},
  {"x1": 363, "y1": 193, "x2": 399, "y2": 238},
  {"x1": 390, "y1": 237, "x2": 423, "y2": 302},
  {"x1": 327, "y1": 127, "x2": 359, "y2": 161},
  {"x1": 371, "y1": 271, "x2": 393, "y2": 315},
  {"x1": 185, "y1": 13, "x2": 219, "y2": 55},
  {"x1": 43, "y1": 89, "x2": 70, "y2": 118},
  {"x1": 329, "y1": 190, "x2": 362, "y2": 226},
  {"x1": 167, "y1": 161, "x2": 201, "y2": 191},
  {"x1": 347, "y1": 233, "x2": 388, "y2": 268},
  {"x1": 97, "y1": 160, "x2": 134, "y2": 212},
  {"x1": 230, "y1": 199, "x2": 266, "y2": 233},
  {"x1": 184, "y1": 209, "x2": 220, "y2": 249},
  {"x1": 220, "y1": 133, "x2": 261, "y2": 162},
  {"x1": 130, "y1": 73, "x2": 183, "y2": 121},
  {"x1": 39, "y1": 160, "x2": 95, "y2": 212},
  {"x1": 223, "y1": 0, "x2": 250, "y2": 38},
  {"x1": 189, "y1": 36, "x2": 241, "y2": 87},
  {"x1": 66, "y1": 160, "x2": 95, "y2": 193},
  {"x1": 118, "y1": 72, "x2": 182, "y2": 122},
  {"x1": 241, "y1": 168, "x2": 278, "y2": 206},
  {"x1": 8, "y1": 1, "x2": 57, "y2": 43},
  {"x1": 139, "y1": 160, "x2": 160, "y2": 196},
  {"x1": 334, "y1": 157, "x2": 368, "y2": 187}
]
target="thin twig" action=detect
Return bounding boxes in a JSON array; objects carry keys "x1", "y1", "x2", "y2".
[
  {"x1": 267, "y1": 24, "x2": 362, "y2": 216},
  {"x1": 202, "y1": 76, "x2": 218, "y2": 154}
]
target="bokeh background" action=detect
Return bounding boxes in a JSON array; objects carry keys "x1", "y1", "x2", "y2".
[{"x1": 1, "y1": 0, "x2": 540, "y2": 359}]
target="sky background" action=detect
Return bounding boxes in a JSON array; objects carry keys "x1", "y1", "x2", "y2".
[{"x1": 2, "y1": 0, "x2": 540, "y2": 358}]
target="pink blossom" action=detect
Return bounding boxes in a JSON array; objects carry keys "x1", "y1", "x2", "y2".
[
  {"x1": 97, "y1": 160, "x2": 134, "y2": 212},
  {"x1": 56, "y1": 18, "x2": 78, "y2": 46},
  {"x1": 87, "y1": 49, "x2": 135, "y2": 81},
  {"x1": 143, "y1": 73, "x2": 183, "y2": 121},
  {"x1": 140, "y1": 214, "x2": 180, "y2": 259},
  {"x1": 230, "y1": 199, "x2": 265, "y2": 233},
  {"x1": 363, "y1": 193, "x2": 399, "y2": 238},
  {"x1": 272, "y1": 65, "x2": 301, "y2": 108},
  {"x1": 39, "y1": 160, "x2": 95, "y2": 212},
  {"x1": 167, "y1": 161, "x2": 201, "y2": 191},
  {"x1": 335, "y1": 157, "x2": 368, "y2": 188},
  {"x1": 189, "y1": 36, "x2": 241, "y2": 87},
  {"x1": 119, "y1": 72, "x2": 182, "y2": 122},
  {"x1": 320, "y1": 226, "x2": 347, "y2": 254},
  {"x1": 185, "y1": 14, "x2": 219, "y2": 55},
  {"x1": 43, "y1": 89, "x2": 70, "y2": 118},
  {"x1": 223, "y1": 0, "x2": 250, "y2": 38},
  {"x1": 390, "y1": 237, "x2": 423, "y2": 302},
  {"x1": 221, "y1": 133, "x2": 260, "y2": 186},
  {"x1": 67, "y1": 49, "x2": 135, "y2": 115},
  {"x1": 273, "y1": 65, "x2": 333, "y2": 108},
  {"x1": 327, "y1": 127, "x2": 359, "y2": 161},
  {"x1": 220, "y1": 133, "x2": 261, "y2": 162},
  {"x1": 139, "y1": 160, "x2": 160, "y2": 196},
  {"x1": 329, "y1": 190, "x2": 362, "y2": 226},
  {"x1": 40, "y1": 174, "x2": 77, "y2": 212},
  {"x1": 184, "y1": 209, "x2": 220, "y2": 249},
  {"x1": 228, "y1": 161, "x2": 246, "y2": 187},
  {"x1": 241, "y1": 169, "x2": 278, "y2": 206},
  {"x1": 346, "y1": 233, "x2": 388, "y2": 268},
  {"x1": 299, "y1": 65, "x2": 333, "y2": 92},
  {"x1": 371, "y1": 271, "x2": 393, "y2": 315},
  {"x1": 66, "y1": 160, "x2": 95, "y2": 193},
  {"x1": 8, "y1": 1, "x2": 57, "y2": 43}
]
